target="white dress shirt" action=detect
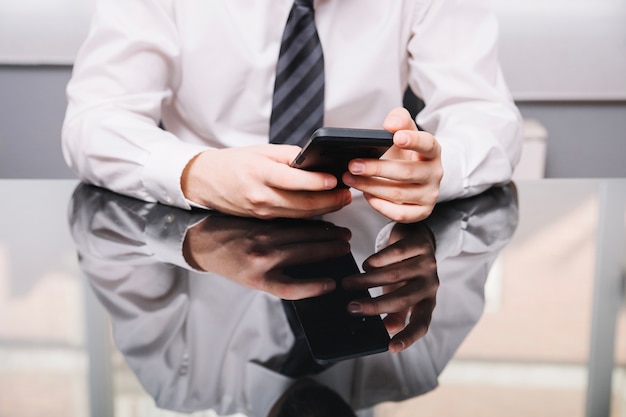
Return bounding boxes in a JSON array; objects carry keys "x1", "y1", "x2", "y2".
[{"x1": 62, "y1": 0, "x2": 523, "y2": 211}]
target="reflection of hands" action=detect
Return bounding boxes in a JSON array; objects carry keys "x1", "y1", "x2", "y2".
[
  {"x1": 183, "y1": 215, "x2": 351, "y2": 300},
  {"x1": 342, "y1": 222, "x2": 438, "y2": 353}
]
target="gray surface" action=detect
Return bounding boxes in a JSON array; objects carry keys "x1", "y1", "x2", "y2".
[
  {"x1": 1, "y1": 65, "x2": 625, "y2": 179},
  {"x1": 0, "y1": 65, "x2": 75, "y2": 179},
  {"x1": 517, "y1": 102, "x2": 626, "y2": 179}
]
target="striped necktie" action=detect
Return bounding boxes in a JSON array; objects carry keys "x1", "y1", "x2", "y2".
[{"x1": 269, "y1": 0, "x2": 325, "y2": 146}]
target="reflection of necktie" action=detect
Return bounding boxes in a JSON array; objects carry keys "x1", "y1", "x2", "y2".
[{"x1": 269, "y1": 0, "x2": 325, "y2": 146}]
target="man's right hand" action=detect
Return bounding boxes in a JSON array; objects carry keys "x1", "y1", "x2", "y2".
[{"x1": 181, "y1": 144, "x2": 352, "y2": 218}]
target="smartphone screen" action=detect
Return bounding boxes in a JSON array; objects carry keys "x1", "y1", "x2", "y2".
[
  {"x1": 290, "y1": 128, "x2": 394, "y2": 188},
  {"x1": 283, "y1": 252, "x2": 390, "y2": 364}
]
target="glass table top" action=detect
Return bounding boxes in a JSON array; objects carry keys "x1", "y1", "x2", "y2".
[{"x1": 0, "y1": 179, "x2": 624, "y2": 417}]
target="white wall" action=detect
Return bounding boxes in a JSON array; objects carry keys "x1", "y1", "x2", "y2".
[
  {"x1": 1, "y1": 0, "x2": 625, "y2": 100},
  {"x1": 490, "y1": 0, "x2": 626, "y2": 100},
  {"x1": 0, "y1": 0, "x2": 95, "y2": 65}
]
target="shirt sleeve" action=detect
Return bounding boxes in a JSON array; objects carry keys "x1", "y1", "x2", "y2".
[
  {"x1": 407, "y1": 0, "x2": 524, "y2": 201},
  {"x1": 61, "y1": 0, "x2": 208, "y2": 209}
]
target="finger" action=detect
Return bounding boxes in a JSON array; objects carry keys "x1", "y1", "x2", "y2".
[
  {"x1": 346, "y1": 290, "x2": 414, "y2": 317},
  {"x1": 346, "y1": 291, "x2": 416, "y2": 317},
  {"x1": 344, "y1": 173, "x2": 439, "y2": 206},
  {"x1": 347, "y1": 279, "x2": 437, "y2": 316},
  {"x1": 342, "y1": 265, "x2": 405, "y2": 291},
  {"x1": 275, "y1": 239, "x2": 352, "y2": 268},
  {"x1": 364, "y1": 193, "x2": 435, "y2": 223},
  {"x1": 363, "y1": 239, "x2": 434, "y2": 271},
  {"x1": 382, "y1": 107, "x2": 418, "y2": 133},
  {"x1": 268, "y1": 164, "x2": 339, "y2": 191},
  {"x1": 275, "y1": 189, "x2": 352, "y2": 218},
  {"x1": 346, "y1": 158, "x2": 429, "y2": 184},
  {"x1": 260, "y1": 145, "x2": 340, "y2": 191},
  {"x1": 344, "y1": 256, "x2": 431, "y2": 290},
  {"x1": 389, "y1": 299, "x2": 436, "y2": 352},
  {"x1": 261, "y1": 143, "x2": 303, "y2": 163},
  {"x1": 347, "y1": 148, "x2": 441, "y2": 183},
  {"x1": 254, "y1": 220, "x2": 352, "y2": 248},
  {"x1": 389, "y1": 321, "x2": 429, "y2": 353},
  {"x1": 247, "y1": 188, "x2": 352, "y2": 219},
  {"x1": 383, "y1": 311, "x2": 408, "y2": 335},
  {"x1": 393, "y1": 130, "x2": 441, "y2": 161},
  {"x1": 263, "y1": 275, "x2": 336, "y2": 300}
]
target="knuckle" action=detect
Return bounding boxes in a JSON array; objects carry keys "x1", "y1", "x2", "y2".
[
  {"x1": 420, "y1": 133, "x2": 438, "y2": 154},
  {"x1": 364, "y1": 160, "x2": 382, "y2": 177},
  {"x1": 388, "y1": 210, "x2": 414, "y2": 224},
  {"x1": 384, "y1": 267, "x2": 404, "y2": 285},
  {"x1": 253, "y1": 207, "x2": 274, "y2": 219},
  {"x1": 429, "y1": 187, "x2": 440, "y2": 203},
  {"x1": 401, "y1": 163, "x2": 417, "y2": 180},
  {"x1": 388, "y1": 187, "x2": 408, "y2": 203},
  {"x1": 421, "y1": 204, "x2": 435, "y2": 219},
  {"x1": 368, "y1": 297, "x2": 383, "y2": 315},
  {"x1": 430, "y1": 278, "x2": 440, "y2": 295},
  {"x1": 425, "y1": 257, "x2": 438, "y2": 275},
  {"x1": 246, "y1": 188, "x2": 268, "y2": 206},
  {"x1": 245, "y1": 190, "x2": 275, "y2": 218},
  {"x1": 430, "y1": 166, "x2": 444, "y2": 185},
  {"x1": 435, "y1": 164, "x2": 444, "y2": 180},
  {"x1": 300, "y1": 193, "x2": 322, "y2": 210},
  {"x1": 397, "y1": 294, "x2": 414, "y2": 310}
]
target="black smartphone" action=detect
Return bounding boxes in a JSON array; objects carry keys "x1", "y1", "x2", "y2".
[
  {"x1": 290, "y1": 127, "x2": 394, "y2": 188},
  {"x1": 283, "y1": 252, "x2": 390, "y2": 364}
]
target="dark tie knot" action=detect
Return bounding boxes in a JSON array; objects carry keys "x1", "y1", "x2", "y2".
[{"x1": 294, "y1": 0, "x2": 314, "y2": 10}]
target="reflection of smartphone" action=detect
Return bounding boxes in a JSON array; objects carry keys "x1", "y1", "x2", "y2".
[
  {"x1": 290, "y1": 127, "x2": 394, "y2": 188},
  {"x1": 283, "y1": 252, "x2": 390, "y2": 364}
]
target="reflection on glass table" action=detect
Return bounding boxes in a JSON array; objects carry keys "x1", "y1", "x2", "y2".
[
  {"x1": 1, "y1": 179, "x2": 622, "y2": 417},
  {"x1": 68, "y1": 183, "x2": 518, "y2": 416}
]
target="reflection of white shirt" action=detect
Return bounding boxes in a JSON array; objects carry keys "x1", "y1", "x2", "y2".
[
  {"x1": 62, "y1": 0, "x2": 523, "y2": 210},
  {"x1": 69, "y1": 183, "x2": 517, "y2": 417}
]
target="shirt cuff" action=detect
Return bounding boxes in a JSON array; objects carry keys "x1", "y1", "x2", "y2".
[
  {"x1": 142, "y1": 140, "x2": 209, "y2": 210},
  {"x1": 436, "y1": 136, "x2": 466, "y2": 202},
  {"x1": 374, "y1": 221, "x2": 396, "y2": 253},
  {"x1": 144, "y1": 209, "x2": 209, "y2": 270}
]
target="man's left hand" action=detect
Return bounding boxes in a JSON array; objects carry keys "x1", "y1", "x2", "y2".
[{"x1": 342, "y1": 107, "x2": 443, "y2": 223}]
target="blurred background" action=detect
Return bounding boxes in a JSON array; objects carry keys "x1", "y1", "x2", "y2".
[{"x1": 0, "y1": 0, "x2": 625, "y2": 179}]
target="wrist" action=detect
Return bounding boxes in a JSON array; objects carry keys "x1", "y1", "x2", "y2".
[{"x1": 181, "y1": 149, "x2": 218, "y2": 209}]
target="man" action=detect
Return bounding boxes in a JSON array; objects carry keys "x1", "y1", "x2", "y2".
[{"x1": 62, "y1": 0, "x2": 522, "y2": 223}]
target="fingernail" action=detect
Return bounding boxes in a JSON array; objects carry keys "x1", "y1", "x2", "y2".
[
  {"x1": 324, "y1": 280, "x2": 336, "y2": 292},
  {"x1": 350, "y1": 161, "x2": 365, "y2": 174},
  {"x1": 343, "y1": 174, "x2": 355, "y2": 187},
  {"x1": 396, "y1": 132, "x2": 410, "y2": 146},
  {"x1": 347, "y1": 302, "x2": 362, "y2": 314}
]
